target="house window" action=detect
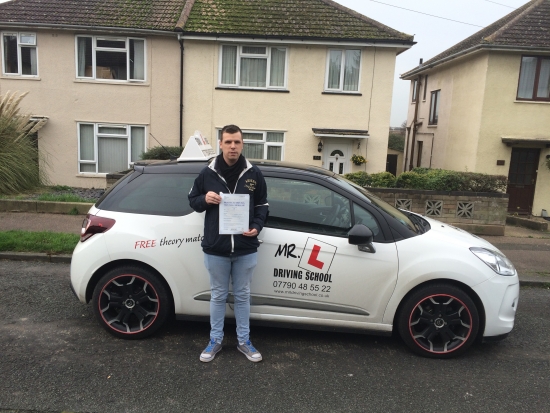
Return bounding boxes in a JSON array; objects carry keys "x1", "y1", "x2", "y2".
[
  {"x1": 411, "y1": 79, "x2": 418, "y2": 102},
  {"x1": 78, "y1": 123, "x2": 146, "y2": 174},
  {"x1": 76, "y1": 36, "x2": 145, "y2": 81},
  {"x1": 517, "y1": 56, "x2": 550, "y2": 101},
  {"x1": 219, "y1": 45, "x2": 287, "y2": 89},
  {"x1": 325, "y1": 49, "x2": 361, "y2": 92},
  {"x1": 423, "y1": 75, "x2": 428, "y2": 100},
  {"x1": 217, "y1": 129, "x2": 285, "y2": 160},
  {"x1": 429, "y1": 90, "x2": 440, "y2": 125},
  {"x1": 2, "y1": 32, "x2": 37, "y2": 76}
]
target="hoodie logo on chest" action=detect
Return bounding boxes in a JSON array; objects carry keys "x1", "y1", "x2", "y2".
[{"x1": 244, "y1": 179, "x2": 256, "y2": 192}]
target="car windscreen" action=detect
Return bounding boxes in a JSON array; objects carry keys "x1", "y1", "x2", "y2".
[
  {"x1": 97, "y1": 173, "x2": 196, "y2": 216},
  {"x1": 333, "y1": 176, "x2": 418, "y2": 234}
]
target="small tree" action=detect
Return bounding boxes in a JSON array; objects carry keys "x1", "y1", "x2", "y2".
[{"x1": 0, "y1": 91, "x2": 48, "y2": 194}]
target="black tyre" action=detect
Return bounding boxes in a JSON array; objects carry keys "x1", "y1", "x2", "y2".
[
  {"x1": 398, "y1": 284, "x2": 480, "y2": 358},
  {"x1": 92, "y1": 266, "x2": 170, "y2": 339}
]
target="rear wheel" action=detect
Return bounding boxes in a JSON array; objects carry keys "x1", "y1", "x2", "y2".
[
  {"x1": 92, "y1": 266, "x2": 170, "y2": 339},
  {"x1": 398, "y1": 284, "x2": 479, "y2": 358}
]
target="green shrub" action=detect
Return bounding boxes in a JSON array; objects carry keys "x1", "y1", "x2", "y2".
[
  {"x1": 343, "y1": 171, "x2": 371, "y2": 187},
  {"x1": 395, "y1": 171, "x2": 429, "y2": 189},
  {"x1": 141, "y1": 146, "x2": 184, "y2": 160},
  {"x1": 463, "y1": 172, "x2": 507, "y2": 192},
  {"x1": 0, "y1": 91, "x2": 48, "y2": 194},
  {"x1": 397, "y1": 169, "x2": 506, "y2": 192},
  {"x1": 369, "y1": 172, "x2": 396, "y2": 188},
  {"x1": 388, "y1": 133, "x2": 405, "y2": 151},
  {"x1": 420, "y1": 169, "x2": 465, "y2": 191}
]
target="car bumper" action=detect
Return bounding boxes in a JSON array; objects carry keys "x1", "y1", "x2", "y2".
[{"x1": 472, "y1": 273, "x2": 519, "y2": 338}]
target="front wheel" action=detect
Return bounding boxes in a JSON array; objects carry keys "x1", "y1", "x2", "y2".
[
  {"x1": 398, "y1": 284, "x2": 480, "y2": 358},
  {"x1": 92, "y1": 266, "x2": 171, "y2": 339}
]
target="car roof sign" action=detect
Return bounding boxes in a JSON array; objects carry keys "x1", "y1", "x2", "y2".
[{"x1": 178, "y1": 130, "x2": 216, "y2": 162}]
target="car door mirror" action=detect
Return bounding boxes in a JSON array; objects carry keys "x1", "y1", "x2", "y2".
[{"x1": 348, "y1": 224, "x2": 376, "y2": 253}]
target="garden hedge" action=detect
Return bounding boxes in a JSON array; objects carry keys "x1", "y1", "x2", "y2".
[{"x1": 344, "y1": 168, "x2": 507, "y2": 193}]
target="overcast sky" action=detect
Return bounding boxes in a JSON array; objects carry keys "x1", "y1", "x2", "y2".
[
  {"x1": 334, "y1": 0, "x2": 531, "y2": 125},
  {"x1": 0, "y1": 0, "x2": 532, "y2": 125}
]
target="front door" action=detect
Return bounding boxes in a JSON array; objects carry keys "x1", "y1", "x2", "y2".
[
  {"x1": 386, "y1": 154, "x2": 398, "y2": 175},
  {"x1": 507, "y1": 148, "x2": 540, "y2": 214},
  {"x1": 324, "y1": 143, "x2": 351, "y2": 174}
]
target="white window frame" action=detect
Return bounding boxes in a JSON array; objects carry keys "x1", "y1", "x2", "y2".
[
  {"x1": 1, "y1": 31, "x2": 38, "y2": 76},
  {"x1": 77, "y1": 122, "x2": 147, "y2": 174},
  {"x1": 218, "y1": 44, "x2": 288, "y2": 90},
  {"x1": 216, "y1": 129, "x2": 285, "y2": 161},
  {"x1": 428, "y1": 90, "x2": 441, "y2": 125},
  {"x1": 324, "y1": 48, "x2": 362, "y2": 93},
  {"x1": 75, "y1": 35, "x2": 147, "y2": 82}
]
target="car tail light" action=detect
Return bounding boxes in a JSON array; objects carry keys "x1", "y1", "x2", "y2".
[{"x1": 81, "y1": 214, "x2": 116, "y2": 242}]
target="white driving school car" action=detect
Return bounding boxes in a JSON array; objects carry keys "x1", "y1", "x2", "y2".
[{"x1": 70, "y1": 158, "x2": 519, "y2": 358}]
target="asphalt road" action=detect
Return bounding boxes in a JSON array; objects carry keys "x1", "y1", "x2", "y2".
[{"x1": 0, "y1": 261, "x2": 549, "y2": 413}]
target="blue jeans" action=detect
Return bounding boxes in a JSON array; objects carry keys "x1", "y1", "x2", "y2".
[{"x1": 203, "y1": 252, "x2": 258, "y2": 344}]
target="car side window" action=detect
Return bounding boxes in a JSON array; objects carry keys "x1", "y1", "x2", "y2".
[
  {"x1": 265, "y1": 177, "x2": 351, "y2": 236},
  {"x1": 352, "y1": 203, "x2": 380, "y2": 238},
  {"x1": 97, "y1": 173, "x2": 196, "y2": 216}
]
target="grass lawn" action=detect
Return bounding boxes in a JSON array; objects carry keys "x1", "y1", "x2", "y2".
[
  {"x1": 0, "y1": 185, "x2": 95, "y2": 203},
  {"x1": 0, "y1": 230, "x2": 79, "y2": 254},
  {"x1": 36, "y1": 193, "x2": 91, "y2": 203}
]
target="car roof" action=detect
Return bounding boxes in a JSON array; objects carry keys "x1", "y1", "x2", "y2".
[{"x1": 133, "y1": 158, "x2": 337, "y2": 178}]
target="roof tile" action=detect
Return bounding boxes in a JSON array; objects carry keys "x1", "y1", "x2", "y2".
[
  {"x1": 0, "y1": 0, "x2": 187, "y2": 31},
  {"x1": 403, "y1": 0, "x2": 550, "y2": 77},
  {"x1": 180, "y1": 0, "x2": 413, "y2": 42}
]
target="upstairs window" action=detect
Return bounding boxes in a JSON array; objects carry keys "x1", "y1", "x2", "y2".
[
  {"x1": 2, "y1": 32, "x2": 37, "y2": 76},
  {"x1": 76, "y1": 36, "x2": 145, "y2": 81},
  {"x1": 220, "y1": 45, "x2": 287, "y2": 89},
  {"x1": 429, "y1": 90, "x2": 440, "y2": 125},
  {"x1": 517, "y1": 56, "x2": 550, "y2": 101},
  {"x1": 325, "y1": 49, "x2": 361, "y2": 92},
  {"x1": 411, "y1": 78, "x2": 418, "y2": 101}
]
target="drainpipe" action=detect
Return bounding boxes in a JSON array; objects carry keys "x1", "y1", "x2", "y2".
[
  {"x1": 409, "y1": 73, "x2": 422, "y2": 171},
  {"x1": 179, "y1": 38, "x2": 184, "y2": 147},
  {"x1": 404, "y1": 124, "x2": 411, "y2": 172}
]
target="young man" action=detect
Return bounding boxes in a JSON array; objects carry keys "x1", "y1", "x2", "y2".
[{"x1": 188, "y1": 124, "x2": 269, "y2": 363}]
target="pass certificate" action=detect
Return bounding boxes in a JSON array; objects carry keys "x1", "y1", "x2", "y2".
[{"x1": 219, "y1": 193, "x2": 250, "y2": 234}]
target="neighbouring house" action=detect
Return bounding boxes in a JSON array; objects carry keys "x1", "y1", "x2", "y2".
[
  {"x1": 0, "y1": 0, "x2": 414, "y2": 188},
  {"x1": 386, "y1": 126, "x2": 405, "y2": 176},
  {"x1": 401, "y1": 0, "x2": 550, "y2": 217}
]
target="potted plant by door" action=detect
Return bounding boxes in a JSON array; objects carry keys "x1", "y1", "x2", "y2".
[{"x1": 351, "y1": 154, "x2": 367, "y2": 166}]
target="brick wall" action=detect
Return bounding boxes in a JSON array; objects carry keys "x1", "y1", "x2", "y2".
[{"x1": 367, "y1": 188, "x2": 509, "y2": 235}]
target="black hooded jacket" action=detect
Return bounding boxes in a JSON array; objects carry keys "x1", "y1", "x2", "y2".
[{"x1": 188, "y1": 157, "x2": 269, "y2": 256}]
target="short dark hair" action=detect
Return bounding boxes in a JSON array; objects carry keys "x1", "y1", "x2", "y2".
[{"x1": 220, "y1": 124, "x2": 242, "y2": 139}]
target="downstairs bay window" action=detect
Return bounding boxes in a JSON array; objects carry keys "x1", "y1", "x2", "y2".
[
  {"x1": 78, "y1": 123, "x2": 145, "y2": 174},
  {"x1": 243, "y1": 131, "x2": 284, "y2": 160},
  {"x1": 76, "y1": 35, "x2": 145, "y2": 81},
  {"x1": 217, "y1": 129, "x2": 285, "y2": 160}
]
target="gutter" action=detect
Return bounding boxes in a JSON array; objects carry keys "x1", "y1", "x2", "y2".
[
  {"x1": 401, "y1": 44, "x2": 550, "y2": 79},
  {"x1": 0, "y1": 22, "x2": 178, "y2": 37},
  {"x1": 178, "y1": 34, "x2": 414, "y2": 49}
]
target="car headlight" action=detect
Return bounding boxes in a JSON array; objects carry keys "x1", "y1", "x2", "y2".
[{"x1": 470, "y1": 247, "x2": 516, "y2": 276}]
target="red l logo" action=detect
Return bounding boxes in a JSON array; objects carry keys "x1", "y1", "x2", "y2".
[{"x1": 307, "y1": 244, "x2": 325, "y2": 269}]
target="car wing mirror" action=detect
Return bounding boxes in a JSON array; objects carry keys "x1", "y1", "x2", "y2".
[{"x1": 348, "y1": 224, "x2": 376, "y2": 253}]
